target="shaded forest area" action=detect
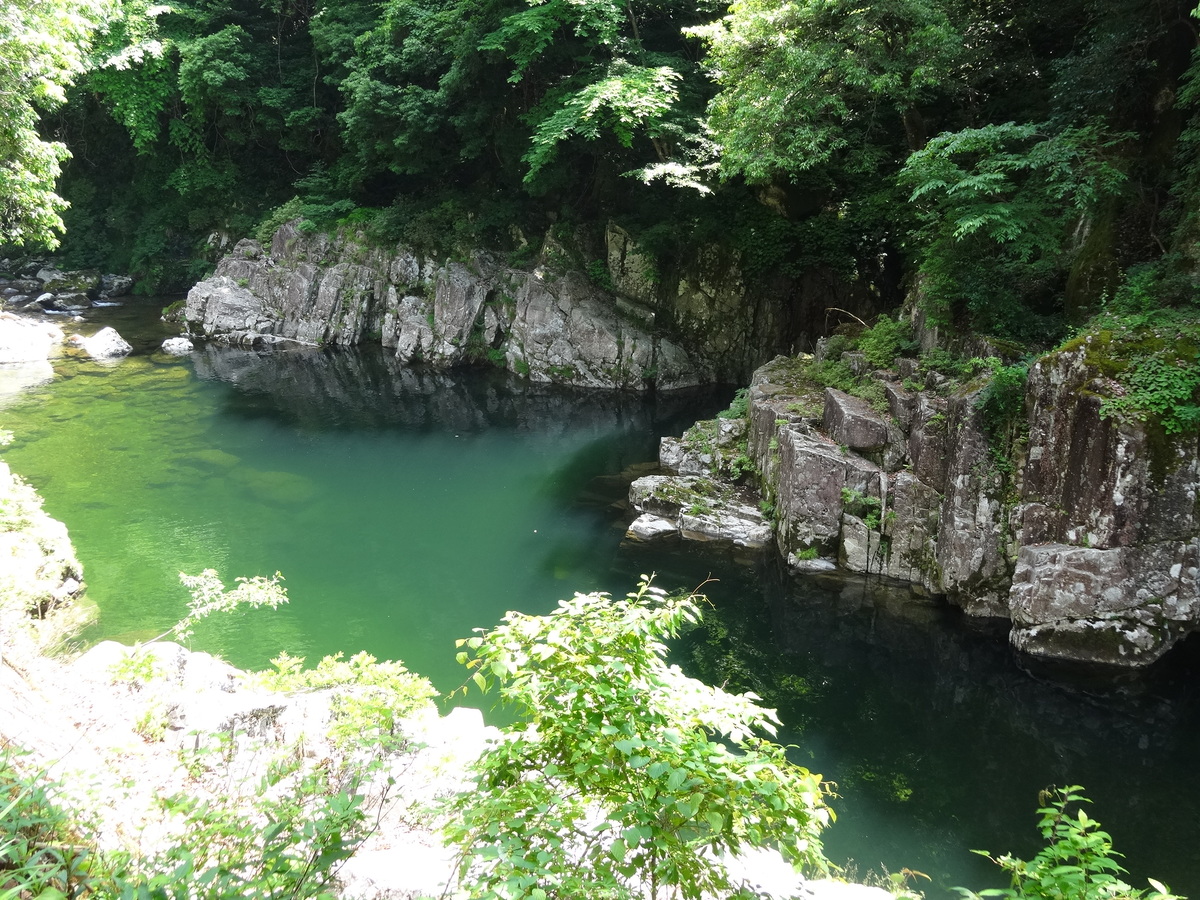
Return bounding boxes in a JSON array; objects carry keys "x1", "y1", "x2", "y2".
[{"x1": 10, "y1": 0, "x2": 1200, "y2": 355}]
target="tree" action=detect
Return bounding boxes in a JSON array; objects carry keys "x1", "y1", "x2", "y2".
[
  {"x1": 478, "y1": 0, "x2": 715, "y2": 187},
  {"x1": 899, "y1": 121, "x2": 1129, "y2": 334},
  {"x1": 0, "y1": 0, "x2": 113, "y2": 247},
  {"x1": 691, "y1": 0, "x2": 968, "y2": 186},
  {"x1": 446, "y1": 580, "x2": 834, "y2": 900}
]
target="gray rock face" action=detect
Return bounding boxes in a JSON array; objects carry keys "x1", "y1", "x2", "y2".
[
  {"x1": 627, "y1": 474, "x2": 773, "y2": 551},
  {"x1": 184, "y1": 223, "x2": 706, "y2": 391},
  {"x1": 823, "y1": 389, "x2": 888, "y2": 451},
  {"x1": 776, "y1": 429, "x2": 884, "y2": 554},
  {"x1": 663, "y1": 342, "x2": 1200, "y2": 667},
  {"x1": 183, "y1": 274, "x2": 292, "y2": 346}
]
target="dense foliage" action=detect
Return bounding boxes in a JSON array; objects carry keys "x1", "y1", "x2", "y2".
[
  {"x1": 955, "y1": 786, "x2": 1180, "y2": 900},
  {"x1": 447, "y1": 580, "x2": 834, "y2": 900},
  {"x1": 0, "y1": 0, "x2": 1186, "y2": 350},
  {"x1": 0, "y1": 0, "x2": 114, "y2": 247}
]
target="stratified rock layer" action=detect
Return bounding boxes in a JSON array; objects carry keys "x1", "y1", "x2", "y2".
[{"x1": 184, "y1": 220, "x2": 884, "y2": 390}]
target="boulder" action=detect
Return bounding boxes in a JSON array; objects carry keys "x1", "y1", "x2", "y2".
[
  {"x1": 184, "y1": 275, "x2": 290, "y2": 346},
  {"x1": 625, "y1": 513, "x2": 679, "y2": 542},
  {"x1": 680, "y1": 503, "x2": 773, "y2": 549},
  {"x1": 1009, "y1": 540, "x2": 1200, "y2": 666},
  {"x1": 660, "y1": 436, "x2": 713, "y2": 476},
  {"x1": 78, "y1": 327, "x2": 132, "y2": 360},
  {"x1": 42, "y1": 291, "x2": 93, "y2": 312},
  {"x1": 822, "y1": 388, "x2": 888, "y2": 450},
  {"x1": 628, "y1": 474, "x2": 773, "y2": 551},
  {"x1": 100, "y1": 274, "x2": 134, "y2": 298},
  {"x1": 161, "y1": 337, "x2": 194, "y2": 355}
]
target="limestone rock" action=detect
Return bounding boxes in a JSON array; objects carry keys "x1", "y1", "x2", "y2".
[
  {"x1": 0, "y1": 313, "x2": 62, "y2": 363},
  {"x1": 628, "y1": 474, "x2": 773, "y2": 551},
  {"x1": 823, "y1": 388, "x2": 888, "y2": 451},
  {"x1": 680, "y1": 503, "x2": 773, "y2": 549},
  {"x1": 1020, "y1": 343, "x2": 1200, "y2": 548},
  {"x1": 908, "y1": 395, "x2": 949, "y2": 493},
  {"x1": 775, "y1": 428, "x2": 884, "y2": 554},
  {"x1": 184, "y1": 274, "x2": 280, "y2": 345},
  {"x1": 0, "y1": 460, "x2": 87, "y2": 647},
  {"x1": 933, "y1": 390, "x2": 1014, "y2": 616},
  {"x1": 1009, "y1": 541, "x2": 1200, "y2": 666},
  {"x1": 701, "y1": 340, "x2": 1200, "y2": 666},
  {"x1": 625, "y1": 513, "x2": 678, "y2": 542},
  {"x1": 100, "y1": 274, "x2": 134, "y2": 298}
]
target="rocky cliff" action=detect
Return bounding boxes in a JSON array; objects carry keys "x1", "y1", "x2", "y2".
[
  {"x1": 629, "y1": 340, "x2": 1200, "y2": 668},
  {"x1": 182, "y1": 222, "x2": 877, "y2": 391}
]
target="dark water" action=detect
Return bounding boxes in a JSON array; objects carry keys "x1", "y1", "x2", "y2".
[{"x1": 3, "y1": 297, "x2": 1198, "y2": 898}]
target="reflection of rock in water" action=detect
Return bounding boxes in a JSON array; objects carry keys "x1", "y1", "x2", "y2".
[
  {"x1": 662, "y1": 550, "x2": 1200, "y2": 893},
  {"x1": 191, "y1": 345, "x2": 723, "y2": 437}
]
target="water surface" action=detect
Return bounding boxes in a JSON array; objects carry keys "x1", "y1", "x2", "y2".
[{"x1": 3, "y1": 297, "x2": 1199, "y2": 898}]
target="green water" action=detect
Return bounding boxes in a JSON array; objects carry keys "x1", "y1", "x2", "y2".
[
  {"x1": 4, "y1": 297, "x2": 1200, "y2": 899},
  {"x1": 1, "y1": 302, "x2": 721, "y2": 690}
]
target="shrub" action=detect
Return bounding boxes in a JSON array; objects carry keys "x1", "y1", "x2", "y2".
[
  {"x1": 858, "y1": 315, "x2": 918, "y2": 369},
  {"x1": 446, "y1": 580, "x2": 835, "y2": 900}
]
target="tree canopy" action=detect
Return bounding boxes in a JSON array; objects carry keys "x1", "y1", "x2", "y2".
[
  {"x1": 0, "y1": 0, "x2": 114, "y2": 247},
  {"x1": 2, "y1": 0, "x2": 1197, "y2": 348}
]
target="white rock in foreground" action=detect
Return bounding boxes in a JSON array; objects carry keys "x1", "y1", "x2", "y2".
[{"x1": 0, "y1": 312, "x2": 62, "y2": 363}]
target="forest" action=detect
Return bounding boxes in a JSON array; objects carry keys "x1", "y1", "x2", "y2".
[{"x1": 2, "y1": 0, "x2": 1199, "y2": 362}]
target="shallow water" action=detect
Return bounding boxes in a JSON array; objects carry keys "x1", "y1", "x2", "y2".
[{"x1": 3, "y1": 297, "x2": 1199, "y2": 898}]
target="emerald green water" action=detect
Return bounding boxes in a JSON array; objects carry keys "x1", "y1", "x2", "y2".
[
  {"x1": 0, "y1": 301, "x2": 721, "y2": 690},
  {"x1": 4, "y1": 297, "x2": 1200, "y2": 899}
]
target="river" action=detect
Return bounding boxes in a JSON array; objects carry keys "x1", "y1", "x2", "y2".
[{"x1": 3, "y1": 296, "x2": 1199, "y2": 897}]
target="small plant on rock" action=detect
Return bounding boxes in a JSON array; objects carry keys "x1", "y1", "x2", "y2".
[{"x1": 955, "y1": 786, "x2": 1180, "y2": 900}]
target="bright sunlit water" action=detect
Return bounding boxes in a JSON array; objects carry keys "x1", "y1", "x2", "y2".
[{"x1": 4, "y1": 297, "x2": 1200, "y2": 898}]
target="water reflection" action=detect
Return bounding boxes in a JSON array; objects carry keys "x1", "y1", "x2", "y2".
[
  {"x1": 656, "y1": 551, "x2": 1200, "y2": 897},
  {"x1": 192, "y1": 344, "x2": 718, "y2": 438}
]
